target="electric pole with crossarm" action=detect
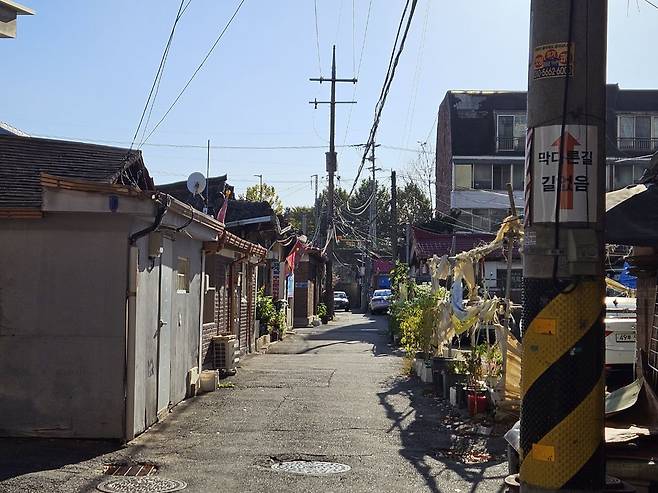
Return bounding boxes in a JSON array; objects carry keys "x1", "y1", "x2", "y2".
[{"x1": 309, "y1": 45, "x2": 356, "y2": 319}]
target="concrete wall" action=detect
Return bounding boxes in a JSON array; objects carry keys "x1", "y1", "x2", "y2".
[
  {"x1": 131, "y1": 230, "x2": 202, "y2": 436},
  {"x1": 0, "y1": 214, "x2": 130, "y2": 438}
]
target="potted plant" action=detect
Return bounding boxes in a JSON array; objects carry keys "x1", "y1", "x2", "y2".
[
  {"x1": 461, "y1": 344, "x2": 489, "y2": 416},
  {"x1": 256, "y1": 288, "x2": 275, "y2": 337},
  {"x1": 318, "y1": 303, "x2": 329, "y2": 324}
]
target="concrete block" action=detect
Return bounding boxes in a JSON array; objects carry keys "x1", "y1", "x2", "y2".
[{"x1": 199, "y1": 370, "x2": 219, "y2": 393}]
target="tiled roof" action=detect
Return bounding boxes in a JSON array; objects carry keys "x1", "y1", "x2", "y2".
[
  {"x1": 411, "y1": 227, "x2": 498, "y2": 260},
  {"x1": 0, "y1": 134, "x2": 152, "y2": 209},
  {"x1": 156, "y1": 175, "x2": 227, "y2": 216},
  {"x1": 225, "y1": 199, "x2": 273, "y2": 222}
]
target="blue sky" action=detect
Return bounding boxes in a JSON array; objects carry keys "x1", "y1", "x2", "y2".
[{"x1": 2, "y1": 0, "x2": 657, "y2": 206}]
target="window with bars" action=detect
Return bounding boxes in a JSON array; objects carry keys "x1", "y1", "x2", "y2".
[
  {"x1": 496, "y1": 113, "x2": 526, "y2": 151},
  {"x1": 618, "y1": 114, "x2": 658, "y2": 151},
  {"x1": 177, "y1": 257, "x2": 190, "y2": 293}
]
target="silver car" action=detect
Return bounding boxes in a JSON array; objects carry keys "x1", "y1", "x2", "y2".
[{"x1": 369, "y1": 289, "x2": 392, "y2": 315}]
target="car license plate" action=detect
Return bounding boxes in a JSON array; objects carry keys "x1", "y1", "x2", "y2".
[{"x1": 615, "y1": 333, "x2": 636, "y2": 343}]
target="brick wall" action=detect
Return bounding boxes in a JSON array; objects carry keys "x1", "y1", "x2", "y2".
[
  {"x1": 201, "y1": 322, "x2": 217, "y2": 370},
  {"x1": 435, "y1": 95, "x2": 453, "y2": 215}
]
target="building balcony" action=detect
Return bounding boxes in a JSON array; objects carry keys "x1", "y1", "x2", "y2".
[
  {"x1": 617, "y1": 137, "x2": 658, "y2": 152},
  {"x1": 451, "y1": 189, "x2": 525, "y2": 210},
  {"x1": 496, "y1": 137, "x2": 524, "y2": 152}
]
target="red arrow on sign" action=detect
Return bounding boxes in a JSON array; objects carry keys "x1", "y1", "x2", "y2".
[{"x1": 551, "y1": 132, "x2": 580, "y2": 210}]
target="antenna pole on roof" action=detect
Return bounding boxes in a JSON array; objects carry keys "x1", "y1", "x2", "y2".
[{"x1": 206, "y1": 139, "x2": 210, "y2": 212}]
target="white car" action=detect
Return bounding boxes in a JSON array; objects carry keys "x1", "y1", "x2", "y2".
[
  {"x1": 369, "y1": 289, "x2": 392, "y2": 315},
  {"x1": 605, "y1": 296, "x2": 636, "y2": 367}
]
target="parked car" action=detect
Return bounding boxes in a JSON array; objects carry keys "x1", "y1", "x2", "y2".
[
  {"x1": 334, "y1": 291, "x2": 350, "y2": 311},
  {"x1": 369, "y1": 289, "x2": 392, "y2": 315},
  {"x1": 605, "y1": 296, "x2": 636, "y2": 367}
]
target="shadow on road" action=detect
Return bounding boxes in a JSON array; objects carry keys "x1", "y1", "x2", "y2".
[
  {"x1": 0, "y1": 437, "x2": 119, "y2": 481},
  {"x1": 287, "y1": 313, "x2": 402, "y2": 357},
  {"x1": 377, "y1": 376, "x2": 507, "y2": 493}
]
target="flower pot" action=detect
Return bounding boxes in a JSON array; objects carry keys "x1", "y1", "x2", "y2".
[
  {"x1": 454, "y1": 383, "x2": 467, "y2": 408},
  {"x1": 467, "y1": 390, "x2": 488, "y2": 416},
  {"x1": 442, "y1": 371, "x2": 466, "y2": 400},
  {"x1": 431, "y1": 357, "x2": 455, "y2": 397},
  {"x1": 320, "y1": 316, "x2": 329, "y2": 325}
]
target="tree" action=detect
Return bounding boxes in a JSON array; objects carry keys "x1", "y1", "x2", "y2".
[
  {"x1": 337, "y1": 178, "x2": 391, "y2": 253},
  {"x1": 284, "y1": 206, "x2": 316, "y2": 237},
  {"x1": 241, "y1": 182, "x2": 283, "y2": 214},
  {"x1": 397, "y1": 182, "x2": 433, "y2": 226},
  {"x1": 403, "y1": 142, "x2": 435, "y2": 213}
]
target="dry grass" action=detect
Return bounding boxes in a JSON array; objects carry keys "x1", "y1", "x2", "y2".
[{"x1": 401, "y1": 354, "x2": 415, "y2": 376}]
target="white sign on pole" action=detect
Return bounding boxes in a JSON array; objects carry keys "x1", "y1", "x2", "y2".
[{"x1": 531, "y1": 124, "x2": 597, "y2": 223}]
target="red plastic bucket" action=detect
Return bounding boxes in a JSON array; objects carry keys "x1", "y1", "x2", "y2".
[{"x1": 467, "y1": 391, "x2": 488, "y2": 416}]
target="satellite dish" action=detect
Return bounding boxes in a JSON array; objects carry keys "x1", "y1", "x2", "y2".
[{"x1": 186, "y1": 172, "x2": 207, "y2": 195}]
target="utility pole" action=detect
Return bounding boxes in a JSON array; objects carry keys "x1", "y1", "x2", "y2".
[
  {"x1": 205, "y1": 139, "x2": 211, "y2": 214},
  {"x1": 520, "y1": 2, "x2": 607, "y2": 492},
  {"x1": 391, "y1": 170, "x2": 398, "y2": 262},
  {"x1": 311, "y1": 174, "x2": 319, "y2": 215},
  {"x1": 254, "y1": 174, "x2": 263, "y2": 201},
  {"x1": 310, "y1": 45, "x2": 357, "y2": 319}
]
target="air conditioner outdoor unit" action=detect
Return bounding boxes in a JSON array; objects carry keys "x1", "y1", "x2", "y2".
[{"x1": 212, "y1": 334, "x2": 239, "y2": 373}]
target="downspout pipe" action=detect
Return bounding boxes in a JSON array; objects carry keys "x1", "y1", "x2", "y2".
[{"x1": 129, "y1": 195, "x2": 169, "y2": 245}]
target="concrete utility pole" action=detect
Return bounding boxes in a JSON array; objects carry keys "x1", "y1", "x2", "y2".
[
  {"x1": 311, "y1": 174, "x2": 319, "y2": 215},
  {"x1": 254, "y1": 174, "x2": 263, "y2": 201},
  {"x1": 310, "y1": 45, "x2": 357, "y2": 319},
  {"x1": 520, "y1": 1, "x2": 607, "y2": 492},
  {"x1": 391, "y1": 170, "x2": 398, "y2": 262},
  {"x1": 364, "y1": 145, "x2": 377, "y2": 301}
]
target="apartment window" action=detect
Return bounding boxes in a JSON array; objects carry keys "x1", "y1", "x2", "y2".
[
  {"x1": 512, "y1": 162, "x2": 524, "y2": 190},
  {"x1": 634, "y1": 164, "x2": 647, "y2": 183},
  {"x1": 497, "y1": 113, "x2": 526, "y2": 151},
  {"x1": 454, "y1": 164, "x2": 473, "y2": 189},
  {"x1": 177, "y1": 257, "x2": 190, "y2": 293},
  {"x1": 473, "y1": 164, "x2": 493, "y2": 189},
  {"x1": 618, "y1": 114, "x2": 658, "y2": 151},
  {"x1": 492, "y1": 163, "x2": 511, "y2": 190},
  {"x1": 613, "y1": 163, "x2": 647, "y2": 189}
]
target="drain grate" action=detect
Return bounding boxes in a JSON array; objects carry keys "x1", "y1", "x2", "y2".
[
  {"x1": 105, "y1": 464, "x2": 158, "y2": 477},
  {"x1": 96, "y1": 477, "x2": 187, "y2": 493},
  {"x1": 271, "y1": 460, "x2": 351, "y2": 476}
]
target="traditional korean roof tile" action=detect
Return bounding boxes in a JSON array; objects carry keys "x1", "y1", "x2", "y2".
[
  {"x1": 0, "y1": 134, "x2": 153, "y2": 210},
  {"x1": 411, "y1": 227, "x2": 499, "y2": 260}
]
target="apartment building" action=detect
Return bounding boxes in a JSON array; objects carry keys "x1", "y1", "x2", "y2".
[{"x1": 435, "y1": 84, "x2": 658, "y2": 232}]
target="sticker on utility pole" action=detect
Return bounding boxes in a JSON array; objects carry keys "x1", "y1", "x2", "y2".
[
  {"x1": 533, "y1": 43, "x2": 574, "y2": 79},
  {"x1": 532, "y1": 125, "x2": 597, "y2": 223}
]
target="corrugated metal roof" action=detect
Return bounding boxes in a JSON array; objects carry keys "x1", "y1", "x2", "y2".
[{"x1": 0, "y1": 134, "x2": 150, "y2": 209}]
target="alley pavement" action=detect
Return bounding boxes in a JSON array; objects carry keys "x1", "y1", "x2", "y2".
[{"x1": 0, "y1": 313, "x2": 507, "y2": 493}]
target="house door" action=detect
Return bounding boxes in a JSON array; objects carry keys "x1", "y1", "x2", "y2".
[{"x1": 157, "y1": 238, "x2": 173, "y2": 415}]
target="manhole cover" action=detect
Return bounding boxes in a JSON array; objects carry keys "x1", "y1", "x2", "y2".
[
  {"x1": 271, "y1": 460, "x2": 351, "y2": 476},
  {"x1": 96, "y1": 477, "x2": 187, "y2": 493}
]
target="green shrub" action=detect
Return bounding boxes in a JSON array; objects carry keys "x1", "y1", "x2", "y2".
[{"x1": 256, "y1": 287, "x2": 275, "y2": 325}]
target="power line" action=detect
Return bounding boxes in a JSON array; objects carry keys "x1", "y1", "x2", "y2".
[
  {"x1": 140, "y1": 0, "x2": 194, "y2": 147},
  {"x1": 33, "y1": 133, "x2": 363, "y2": 151},
  {"x1": 129, "y1": 0, "x2": 188, "y2": 152},
  {"x1": 140, "y1": 0, "x2": 248, "y2": 147},
  {"x1": 342, "y1": 0, "x2": 373, "y2": 145},
  {"x1": 349, "y1": 0, "x2": 419, "y2": 197},
  {"x1": 313, "y1": 0, "x2": 322, "y2": 74}
]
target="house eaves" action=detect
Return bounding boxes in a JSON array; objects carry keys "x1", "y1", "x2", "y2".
[{"x1": 224, "y1": 215, "x2": 273, "y2": 228}]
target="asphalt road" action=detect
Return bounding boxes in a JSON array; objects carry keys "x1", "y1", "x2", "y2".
[{"x1": 0, "y1": 312, "x2": 508, "y2": 493}]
